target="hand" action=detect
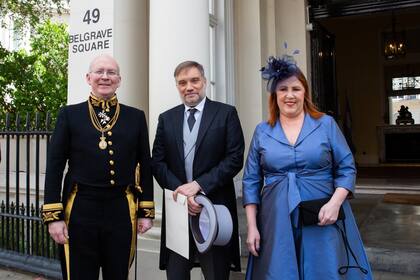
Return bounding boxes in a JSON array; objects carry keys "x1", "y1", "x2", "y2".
[
  {"x1": 137, "y1": 218, "x2": 153, "y2": 234},
  {"x1": 48, "y1": 221, "x2": 68, "y2": 244},
  {"x1": 318, "y1": 200, "x2": 342, "y2": 226},
  {"x1": 173, "y1": 181, "x2": 201, "y2": 201},
  {"x1": 246, "y1": 225, "x2": 260, "y2": 257},
  {"x1": 187, "y1": 196, "x2": 202, "y2": 216}
]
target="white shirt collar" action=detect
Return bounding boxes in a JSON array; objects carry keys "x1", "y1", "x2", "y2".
[{"x1": 184, "y1": 97, "x2": 206, "y2": 113}]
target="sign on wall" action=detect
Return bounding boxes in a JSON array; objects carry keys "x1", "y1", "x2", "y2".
[{"x1": 68, "y1": 0, "x2": 114, "y2": 104}]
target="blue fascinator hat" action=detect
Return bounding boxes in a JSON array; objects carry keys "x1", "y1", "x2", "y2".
[{"x1": 261, "y1": 43, "x2": 300, "y2": 92}]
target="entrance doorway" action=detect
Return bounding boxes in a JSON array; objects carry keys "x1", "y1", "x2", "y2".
[{"x1": 309, "y1": 0, "x2": 420, "y2": 193}]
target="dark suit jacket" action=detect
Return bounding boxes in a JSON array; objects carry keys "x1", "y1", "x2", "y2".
[
  {"x1": 42, "y1": 101, "x2": 154, "y2": 222},
  {"x1": 152, "y1": 98, "x2": 244, "y2": 271}
]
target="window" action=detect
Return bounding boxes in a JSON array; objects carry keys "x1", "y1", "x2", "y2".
[
  {"x1": 392, "y1": 76, "x2": 420, "y2": 91},
  {"x1": 208, "y1": 0, "x2": 215, "y2": 15},
  {"x1": 0, "y1": 15, "x2": 31, "y2": 51},
  {"x1": 207, "y1": 0, "x2": 235, "y2": 105},
  {"x1": 209, "y1": 5, "x2": 217, "y2": 100},
  {"x1": 389, "y1": 76, "x2": 420, "y2": 124}
]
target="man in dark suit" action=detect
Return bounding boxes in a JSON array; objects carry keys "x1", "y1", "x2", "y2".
[
  {"x1": 42, "y1": 54, "x2": 154, "y2": 280},
  {"x1": 152, "y1": 61, "x2": 244, "y2": 280}
]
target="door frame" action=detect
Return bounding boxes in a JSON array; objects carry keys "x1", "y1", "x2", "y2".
[{"x1": 309, "y1": 0, "x2": 420, "y2": 20}]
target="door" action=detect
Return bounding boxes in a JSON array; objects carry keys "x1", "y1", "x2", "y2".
[{"x1": 310, "y1": 22, "x2": 338, "y2": 119}]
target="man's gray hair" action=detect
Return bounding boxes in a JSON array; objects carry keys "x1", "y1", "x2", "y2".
[{"x1": 174, "y1": 61, "x2": 205, "y2": 78}]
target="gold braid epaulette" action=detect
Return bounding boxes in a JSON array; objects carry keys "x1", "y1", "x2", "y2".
[
  {"x1": 138, "y1": 201, "x2": 155, "y2": 218},
  {"x1": 42, "y1": 203, "x2": 63, "y2": 224}
]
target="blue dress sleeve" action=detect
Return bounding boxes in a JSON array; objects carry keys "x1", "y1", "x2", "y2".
[
  {"x1": 327, "y1": 116, "x2": 356, "y2": 193},
  {"x1": 242, "y1": 124, "x2": 264, "y2": 206}
]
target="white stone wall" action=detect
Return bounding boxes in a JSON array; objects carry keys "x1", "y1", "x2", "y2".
[{"x1": 0, "y1": 137, "x2": 48, "y2": 206}]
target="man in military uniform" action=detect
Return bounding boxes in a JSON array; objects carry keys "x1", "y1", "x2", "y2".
[{"x1": 42, "y1": 54, "x2": 154, "y2": 280}]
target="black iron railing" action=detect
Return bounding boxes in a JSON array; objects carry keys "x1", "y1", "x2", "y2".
[{"x1": 0, "y1": 112, "x2": 61, "y2": 279}]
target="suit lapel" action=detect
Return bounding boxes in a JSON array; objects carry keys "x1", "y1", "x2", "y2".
[
  {"x1": 195, "y1": 99, "x2": 218, "y2": 151},
  {"x1": 170, "y1": 105, "x2": 185, "y2": 161}
]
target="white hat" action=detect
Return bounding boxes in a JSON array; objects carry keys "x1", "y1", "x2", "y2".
[{"x1": 189, "y1": 195, "x2": 233, "y2": 253}]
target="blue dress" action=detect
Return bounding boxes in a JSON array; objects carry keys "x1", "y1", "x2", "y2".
[{"x1": 243, "y1": 114, "x2": 373, "y2": 280}]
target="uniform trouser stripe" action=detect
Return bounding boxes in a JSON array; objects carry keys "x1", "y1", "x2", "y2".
[
  {"x1": 63, "y1": 185, "x2": 78, "y2": 280},
  {"x1": 126, "y1": 187, "x2": 138, "y2": 271}
]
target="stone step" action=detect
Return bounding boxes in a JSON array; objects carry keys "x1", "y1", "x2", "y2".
[
  {"x1": 366, "y1": 246, "x2": 420, "y2": 275},
  {"x1": 355, "y1": 178, "x2": 420, "y2": 194},
  {"x1": 356, "y1": 184, "x2": 420, "y2": 195},
  {"x1": 138, "y1": 224, "x2": 420, "y2": 277},
  {"x1": 227, "y1": 250, "x2": 420, "y2": 278},
  {"x1": 236, "y1": 195, "x2": 420, "y2": 276}
]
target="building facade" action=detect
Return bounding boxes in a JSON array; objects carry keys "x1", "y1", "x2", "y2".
[
  {"x1": 2, "y1": 0, "x2": 420, "y2": 278},
  {"x1": 65, "y1": 1, "x2": 420, "y2": 277}
]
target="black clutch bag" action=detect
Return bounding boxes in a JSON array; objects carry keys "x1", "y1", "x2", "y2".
[
  {"x1": 299, "y1": 197, "x2": 345, "y2": 226},
  {"x1": 299, "y1": 198, "x2": 368, "y2": 276}
]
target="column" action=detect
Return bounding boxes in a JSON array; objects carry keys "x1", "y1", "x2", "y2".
[
  {"x1": 145, "y1": 1, "x2": 210, "y2": 279},
  {"x1": 149, "y1": 0, "x2": 210, "y2": 211},
  {"x1": 67, "y1": 0, "x2": 148, "y2": 116},
  {"x1": 234, "y1": 0, "x2": 265, "y2": 157},
  {"x1": 275, "y1": 0, "x2": 310, "y2": 76}
]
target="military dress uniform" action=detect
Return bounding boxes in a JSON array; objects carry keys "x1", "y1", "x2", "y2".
[{"x1": 42, "y1": 95, "x2": 154, "y2": 280}]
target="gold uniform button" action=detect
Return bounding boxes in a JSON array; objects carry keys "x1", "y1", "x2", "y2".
[
  {"x1": 108, "y1": 141, "x2": 113, "y2": 146},
  {"x1": 109, "y1": 160, "x2": 114, "y2": 165},
  {"x1": 110, "y1": 170, "x2": 115, "y2": 175},
  {"x1": 107, "y1": 131, "x2": 112, "y2": 136},
  {"x1": 109, "y1": 150, "x2": 114, "y2": 155},
  {"x1": 105, "y1": 108, "x2": 110, "y2": 112},
  {"x1": 110, "y1": 180, "x2": 115, "y2": 185}
]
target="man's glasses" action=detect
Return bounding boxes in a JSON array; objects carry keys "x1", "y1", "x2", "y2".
[{"x1": 91, "y1": 69, "x2": 119, "y2": 77}]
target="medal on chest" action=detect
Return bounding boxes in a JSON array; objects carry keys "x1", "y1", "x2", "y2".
[
  {"x1": 88, "y1": 98, "x2": 120, "y2": 150},
  {"x1": 99, "y1": 134, "x2": 107, "y2": 150}
]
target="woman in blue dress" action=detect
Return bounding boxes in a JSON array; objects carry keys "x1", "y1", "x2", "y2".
[{"x1": 243, "y1": 55, "x2": 373, "y2": 280}]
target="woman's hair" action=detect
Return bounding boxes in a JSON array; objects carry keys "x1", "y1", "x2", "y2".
[{"x1": 267, "y1": 68, "x2": 324, "y2": 126}]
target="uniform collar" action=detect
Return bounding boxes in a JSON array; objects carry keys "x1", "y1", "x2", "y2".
[{"x1": 89, "y1": 93, "x2": 118, "y2": 109}]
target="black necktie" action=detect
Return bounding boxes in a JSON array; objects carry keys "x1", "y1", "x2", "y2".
[{"x1": 188, "y1": 108, "x2": 197, "y2": 131}]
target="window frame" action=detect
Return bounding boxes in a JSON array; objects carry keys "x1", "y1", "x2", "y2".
[{"x1": 208, "y1": 0, "x2": 235, "y2": 105}]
